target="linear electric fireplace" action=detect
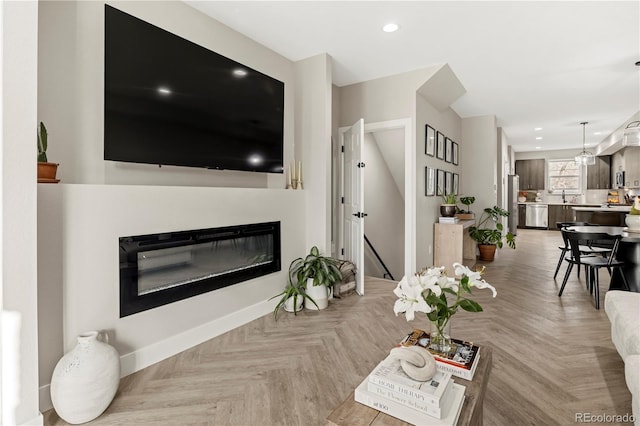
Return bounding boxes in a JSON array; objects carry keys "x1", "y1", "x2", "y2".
[{"x1": 119, "y1": 222, "x2": 281, "y2": 317}]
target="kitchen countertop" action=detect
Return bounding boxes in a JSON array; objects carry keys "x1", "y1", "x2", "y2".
[
  {"x1": 572, "y1": 205, "x2": 631, "y2": 212},
  {"x1": 517, "y1": 202, "x2": 601, "y2": 206}
]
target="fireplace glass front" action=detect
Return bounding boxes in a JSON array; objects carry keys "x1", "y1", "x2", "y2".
[{"x1": 119, "y1": 222, "x2": 280, "y2": 317}]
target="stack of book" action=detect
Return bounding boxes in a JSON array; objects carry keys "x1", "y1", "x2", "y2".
[
  {"x1": 400, "y1": 329, "x2": 481, "y2": 381},
  {"x1": 356, "y1": 352, "x2": 465, "y2": 425},
  {"x1": 438, "y1": 216, "x2": 459, "y2": 224}
]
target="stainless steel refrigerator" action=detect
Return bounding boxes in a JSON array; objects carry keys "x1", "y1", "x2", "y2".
[{"x1": 507, "y1": 175, "x2": 519, "y2": 235}]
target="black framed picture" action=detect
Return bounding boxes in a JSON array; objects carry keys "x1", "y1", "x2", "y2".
[
  {"x1": 445, "y1": 171, "x2": 453, "y2": 195},
  {"x1": 425, "y1": 167, "x2": 435, "y2": 196},
  {"x1": 436, "y1": 131, "x2": 445, "y2": 160},
  {"x1": 436, "y1": 169, "x2": 445, "y2": 195},
  {"x1": 425, "y1": 125, "x2": 435, "y2": 156},
  {"x1": 445, "y1": 138, "x2": 453, "y2": 163},
  {"x1": 453, "y1": 173, "x2": 459, "y2": 195},
  {"x1": 453, "y1": 141, "x2": 459, "y2": 166}
]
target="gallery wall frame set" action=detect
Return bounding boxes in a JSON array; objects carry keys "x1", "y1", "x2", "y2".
[
  {"x1": 425, "y1": 167, "x2": 459, "y2": 197},
  {"x1": 425, "y1": 124, "x2": 458, "y2": 165}
]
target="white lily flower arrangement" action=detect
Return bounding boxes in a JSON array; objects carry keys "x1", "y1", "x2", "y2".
[{"x1": 393, "y1": 263, "x2": 497, "y2": 351}]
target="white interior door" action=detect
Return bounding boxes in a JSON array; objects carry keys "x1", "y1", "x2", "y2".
[{"x1": 342, "y1": 119, "x2": 365, "y2": 295}]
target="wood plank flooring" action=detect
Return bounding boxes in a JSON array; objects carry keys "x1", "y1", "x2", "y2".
[{"x1": 43, "y1": 229, "x2": 633, "y2": 425}]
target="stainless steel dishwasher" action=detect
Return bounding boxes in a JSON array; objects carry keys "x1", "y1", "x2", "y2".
[{"x1": 525, "y1": 204, "x2": 548, "y2": 228}]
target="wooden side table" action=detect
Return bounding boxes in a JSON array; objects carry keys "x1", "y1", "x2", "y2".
[
  {"x1": 326, "y1": 347, "x2": 492, "y2": 426},
  {"x1": 434, "y1": 220, "x2": 477, "y2": 268}
]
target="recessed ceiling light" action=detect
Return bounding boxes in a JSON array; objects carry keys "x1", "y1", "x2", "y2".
[
  {"x1": 535, "y1": 146, "x2": 542, "y2": 150},
  {"x1": 157, "y1": 86, "x2": 171, "y2": 95},
  {"x1": 232, "y1": 68, "x2": 248, "y2": 77},
  {"x1": 382, "y1": 23, "x2": 399, "y2": 33},
  {"x1": 593, "y1": 131, "x2": 601, "y2": 135},
  {"x1": 534, "y1": 127, "x2": 543, "y2": 131},
  {"x1": 535, "y1": 136, "x2": 542, "y2": 140}
]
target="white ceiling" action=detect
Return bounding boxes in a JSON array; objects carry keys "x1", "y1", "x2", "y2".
[{"x1": 186, "y1": 1, "x2": 640, "y2": 152}]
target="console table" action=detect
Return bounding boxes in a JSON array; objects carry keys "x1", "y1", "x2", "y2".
[
  {"x1": 434, "y1": 220, "x2": 477, "y2": 268},
  {"x1": 326, "y1": 347, "x2": 492, "y2": 426}
]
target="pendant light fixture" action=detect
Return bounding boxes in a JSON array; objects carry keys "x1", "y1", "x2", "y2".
[{"x1": 575, "y1": 122, "x2": 596, "y2": 166}]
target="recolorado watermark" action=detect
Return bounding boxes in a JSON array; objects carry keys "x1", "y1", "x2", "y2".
[{"x1": 575, "y1": 412, "x2": 635, "y2": 423}]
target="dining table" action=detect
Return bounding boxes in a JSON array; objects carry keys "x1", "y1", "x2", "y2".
[{"x1": 565, "y1": 225, "x2": 640, "y2": 292}]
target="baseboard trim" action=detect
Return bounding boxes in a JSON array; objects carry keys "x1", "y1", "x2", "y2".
[{"x1": 39, "y1": 299, "x2": 274, "y2": 413}]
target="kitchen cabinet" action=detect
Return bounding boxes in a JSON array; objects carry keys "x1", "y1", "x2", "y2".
[
  {"x1": 548, "y1": 205, "x2": 575, "y2": 228},
  {"x1": 624, "y1": 147, "x2": 640, "y2": 188},
  {"x1": 517, "y1": 205, "x2": 526, "y2": 229},
  {"x1": 515, "y1": 159, "x2": 545, "y2": 190},
  {"x1": 587, "y1": 155, "x2": 611, "y2": 189}
]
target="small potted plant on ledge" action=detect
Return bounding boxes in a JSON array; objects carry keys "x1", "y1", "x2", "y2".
[
  {"x1": 469, "y1": 205, "x2": 516, "y2": 261},
  {"x1": 37, "y1": 122, "x2": 59, "y2": 183},
  {"x1": 440, "y1": 192, "x2": 457, "y2": 217},
  {"x1": 456, "y1": 196, "x2": 476, "y2": 220}
]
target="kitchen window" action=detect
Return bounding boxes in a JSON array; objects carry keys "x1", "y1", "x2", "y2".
[{"x1": 547, "y1": 159, "x2": 582, "y2": 194}]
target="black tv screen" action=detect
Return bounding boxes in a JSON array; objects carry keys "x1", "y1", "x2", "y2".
[{"x1": 104, "y1": 5, "x2": 284, "y2": 173}]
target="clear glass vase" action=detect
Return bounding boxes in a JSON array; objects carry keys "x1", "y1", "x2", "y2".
[{"x1": 429, "y1": 319, "x2": 452, "y2": 355}]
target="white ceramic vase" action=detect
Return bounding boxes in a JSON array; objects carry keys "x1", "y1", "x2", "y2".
[
  {"x1": 283, "y1": 294, "x2": 304, "y2": 312},
  {"x1": 50, "y1": 331, "x2": 120, "y2": 424},
  {"x1": 626, "y1": 214, "x2": 640, "y2": 230},
  {"x1": 305, "y1": 278, "x2": 329, "y2": 310}
]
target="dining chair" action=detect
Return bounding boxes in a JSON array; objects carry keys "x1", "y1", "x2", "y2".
[
  {"x1": 558, "y1": 230, "x2": 629, "y2": 309},
  {"x1": 553, "y1": 222, "x2": 590, "y2": 279}
]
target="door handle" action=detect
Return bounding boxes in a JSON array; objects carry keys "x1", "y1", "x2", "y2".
[{"x1": 352, "y1": 212, "x2": 368, "y2": 218}]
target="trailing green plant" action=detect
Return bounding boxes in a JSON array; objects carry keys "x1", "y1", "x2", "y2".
[
  {"x1": 469, "y1": 206, "x2": 516, "y2": 249},
  {"x1": 37, "y1": 122, "x2": 48, "y2": 162},
  {"x1": 458, "y1": 196, "x2": 476, "y2": 214}
]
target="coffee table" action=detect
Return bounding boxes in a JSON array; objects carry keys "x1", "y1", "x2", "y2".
[{"x1": 326, "y1": 346, "x2": 492, "y2": 426}]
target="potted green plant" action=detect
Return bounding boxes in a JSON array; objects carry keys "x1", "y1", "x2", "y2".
[
  {"x1": 440, "y1": 192, "x2": 457, "y2": 217},
  {"x1": 469, "y1": 206, "x2": 516, "y2": 261},
  {"x1": 289, "y1": 246, "x2": 342, "y2": 311},
  {"x1": 37, "y1": 122, "x2": 59, "y2": 183},
  {"x1": 456, "y1": 196, "x2": 476, "y2": 220}
]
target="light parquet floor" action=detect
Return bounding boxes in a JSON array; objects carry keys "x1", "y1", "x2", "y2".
[{"x1": 43, "y1": 229, "x2": 633, "y2": 425}]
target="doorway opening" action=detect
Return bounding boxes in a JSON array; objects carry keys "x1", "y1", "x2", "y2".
[{"x1": 338, "y1": 118, "x2": 415, "y2": 295}]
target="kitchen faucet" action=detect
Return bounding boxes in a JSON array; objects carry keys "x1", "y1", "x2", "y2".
[{"x1": 562, "y1": 190, "x2": 566, "y2": 203}]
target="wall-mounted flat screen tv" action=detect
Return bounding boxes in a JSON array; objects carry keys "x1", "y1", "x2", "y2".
[{"x1": 104, "y1": 5, "x2": 284, "y2": 173}]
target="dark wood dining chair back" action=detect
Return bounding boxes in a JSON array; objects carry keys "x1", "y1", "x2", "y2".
[
  {"x1": 553, "y1": 222, "x2": 592, "y2": 279},
  {"x1": 559, "y1": 230, "x2": 628, "y2": 309}
]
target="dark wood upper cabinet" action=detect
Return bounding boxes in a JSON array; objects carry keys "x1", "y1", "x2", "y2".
[
  {"x1": 586, "y1": 155, "x2": 611, "y2": 190},
  {"x1": 515, "y1": 159, "x2": 545, "y2": 190}
]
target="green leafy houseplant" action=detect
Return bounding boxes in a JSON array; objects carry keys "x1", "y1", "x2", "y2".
[
  {"x1": 271, "y1": 246, "x2": 342, "y2": 319},
  {"x1": 458, "y1": 196, "x2": 476, "y2": 214},
  {"x1": 469, "y1": 206, "x2": 516, "y2": 261}
]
